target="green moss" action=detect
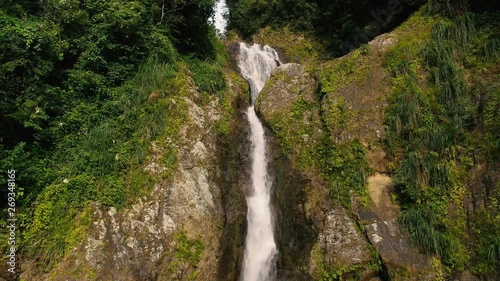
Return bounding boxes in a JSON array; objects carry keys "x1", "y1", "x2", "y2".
[
  {"x1": 65, "y1": 205, "x2": 93, "y2": 252},
  {"x1": 383, "y1": 9, "x2": 500, "y2": 275},
  {"x1": 87, "y1": 269, "x2": 97, "y2": 280},
  {"x1": 165, "y1": 229, "x2": 205, "y2": 279},
  {"x1": 319, "y1": 49, "x2": 368, "y2": 96},
  {"x1": 268, "y1": 95, "x2": 317, "y2": 169},
  {"x1": 126, "y1": 168, "x2": 154, "y2": 199},
  {"x1": 169, "y1": 63, "x2": 190, "y2": 96},
  {"x1": 229, "y1": 71, "x2": 249, "y2": 92},
  {"x1": 318, "y1": 139, "x2": 371, "y2": 207},
  {"x1": 214, "y1": 74, "x2": 239, "y2": 136},
  {"x1": 174, "y1": 230, "x2": 205, "y2": 265},
  {"x1": 312, "y1": 243, "x2": 382, "y2": 281},
  {"x1": 430, "y1": 257, "x2": 445, "y2": 281},
  {"x1": 391, "y1": 8, "x2": 436, "y2": 40},
  {"x1": 321, "y1": 95, "x2": 352, "y2": 142},
  {"x1": 254, "y1": 26, "x2": 322, "y2": 69},
  {"x1": 389, "y1": 266, "x2": 410, "y2": 281}
]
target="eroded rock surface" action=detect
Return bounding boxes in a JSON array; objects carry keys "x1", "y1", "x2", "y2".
[
  {"x1": 317, "y1": 206, "x2": 371, "y2": 269},
  {"x1": 256, "y1": 43, "x2": 436, "y2": 279},
  {"x1": 369, "y1": 34, "x2": 398, "y2": 53},
  {"x1": 257, "y1": 63, "x2": 316, "y2": 124},
  {"x1": 258, "y1": 62, "x2": 376, "y2": 280},
  {"x1": 356, "y1": 173, "x2": 433, "y2": 280},
  {"x1": 20, "y1": 73, "x2": 248, "y2": 281}
]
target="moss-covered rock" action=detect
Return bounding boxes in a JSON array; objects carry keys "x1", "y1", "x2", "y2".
[
  {"x1": 19, "y1": 63, "x2": 249, "y2": 281},
  {"x1": 310, "y1": 206, "x2": 373, "y2": 278},
  {"x1": 257, "y1": 63, "x2": 316, "y2": 120},
  {"x1": 252, "y1": 10, "x2": 453, "y2": 281}
]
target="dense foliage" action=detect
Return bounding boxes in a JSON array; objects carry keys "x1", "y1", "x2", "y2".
[
  {"x1": 226, "y1": 0, "x2": 499, "y2": 55},
  {"x1": 226, "y1": 0, "x2": 425, "y2": 55},
  {"x1": 382, "y1": 5, "x2": 499, "y2": 274},
  {"x1": 0, "y1": 0, "x2": 228, "y2": 271},
  {"x1": 0, "y1": 0, "x2": 498, "y2": 278},
  {"x1": 249, "y1": 0, "x2": 499, "y2": 278}
]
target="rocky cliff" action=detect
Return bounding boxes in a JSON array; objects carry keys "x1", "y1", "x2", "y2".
[
  {"x1": 16, "y1": 9, "x2": 499, "y2": 281},
  {"x1": 251, "y1": 7, "x2": 499, "y2": 280},
  {"x1": 19, "y1": 67, "x2": 251, "y2": 281},
  {"x1": 256, "y1": 59, "x2": 434, "y2": 280}
]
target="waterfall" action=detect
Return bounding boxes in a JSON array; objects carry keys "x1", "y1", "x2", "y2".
[
  {"x1": 237, "y1": 43, "x2": 281, "y2": 281},
  {"x1": 212, "y1": 0, "x2": 228, "y2": 35},
  {"x1": 238, "y1": 43, "x2": 281, "y2": 104}
]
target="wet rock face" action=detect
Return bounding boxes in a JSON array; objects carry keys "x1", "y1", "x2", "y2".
[
  {"x1": 318, "y1": 206, "x2": 371, "y2": 269},
  {"x1": 369, "y1": 34, "x2": 398, "y2": 54},
  {"x1": 258, "y1": 62, "x2": 377, "y2": 280},
  {"x1": 366, "y1": 220, "x2": 410, "y2": 262},
  {"x1": 266, "y1": 138, "x2": 320, "y2": 281},
  {"x1": 256, "y1": 63, "x2": 316, "y2": 124},
  {"x1": 256, "y1": 57, "x2": 437, "y2": 280},
  {"x1": 21, "y1": 74, "x2": 248, "y2": 281},
  {"x1": 357, "y1": 173, "x2": 433, "y2": 280},
  {"x1": 255, "y1": 63, "x2": 320, "y2": 280},
  {"x1": 216, "y1": 92, "x2": 251, "y2": 281}
]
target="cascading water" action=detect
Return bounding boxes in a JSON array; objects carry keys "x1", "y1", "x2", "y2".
[
  {"x1": 212, "y1": 0, "x2": 228, "y2": 35},
  {"x1": 237, "y1": 43, "x2": 281, "y2": 281},
  {"x1": 238, "y1": 44, "x2": 281, "y2": 104}
]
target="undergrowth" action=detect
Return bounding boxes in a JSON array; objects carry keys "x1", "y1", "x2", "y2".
[
  {"x1": 383, "y1": 6, "x2": 500, "y2": 274},
  {"x1": 165, "y1": 229, "x2": 205, "y2": 281}
]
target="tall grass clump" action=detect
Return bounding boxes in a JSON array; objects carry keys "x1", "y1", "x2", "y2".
[
  {"x1": 186, "y1": 35, "x2": 229, "y2": 99},
  {"x1": 401, "y1": 207, "x2": 444, "y2": 254},
  {"x1": 127, "y1": 55, "x2": 178, "y2": 106},
  {"x1": 187, "y1": 57, "x2": 226, "y2": 96},
  {"x1": 380, "y1": 8, "x2": 500, "y2": 270},
  {"x1": 426, "y1": 0, "x2": 469, "y2": 17},
  {"x1": 21, "y1": 53, "x2": 189, "y2": 269}
]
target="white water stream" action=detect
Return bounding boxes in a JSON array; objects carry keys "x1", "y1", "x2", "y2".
[
  {"x1": 237, "y1": 43, "x2": 281, "y2": 281},
  {"x1": 238, "y1": 43, "x2": 281, "y2": 104},
  {"x1": 211, "y1": 2, "x2": 281, "y2": 279},
  {"x1": 212, "y1": 0, "x2": 228, "y2": 35}
]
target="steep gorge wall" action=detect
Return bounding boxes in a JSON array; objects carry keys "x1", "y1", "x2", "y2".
[
  {"x1": 215, "y1": 80, "x2": 250, "y2": 281},
  {"x1": 251, "y1": 6, "x2": 500, "y2": 279},
  {"x1": 16, "y1": 9, "x2": 498, "y2": 280},
  {"x1": 19, "y1": 67, "x2": 250, "y2": 281},
  {"x1": 253, "y1": 34, "x2": 436, "y2": 280}
]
